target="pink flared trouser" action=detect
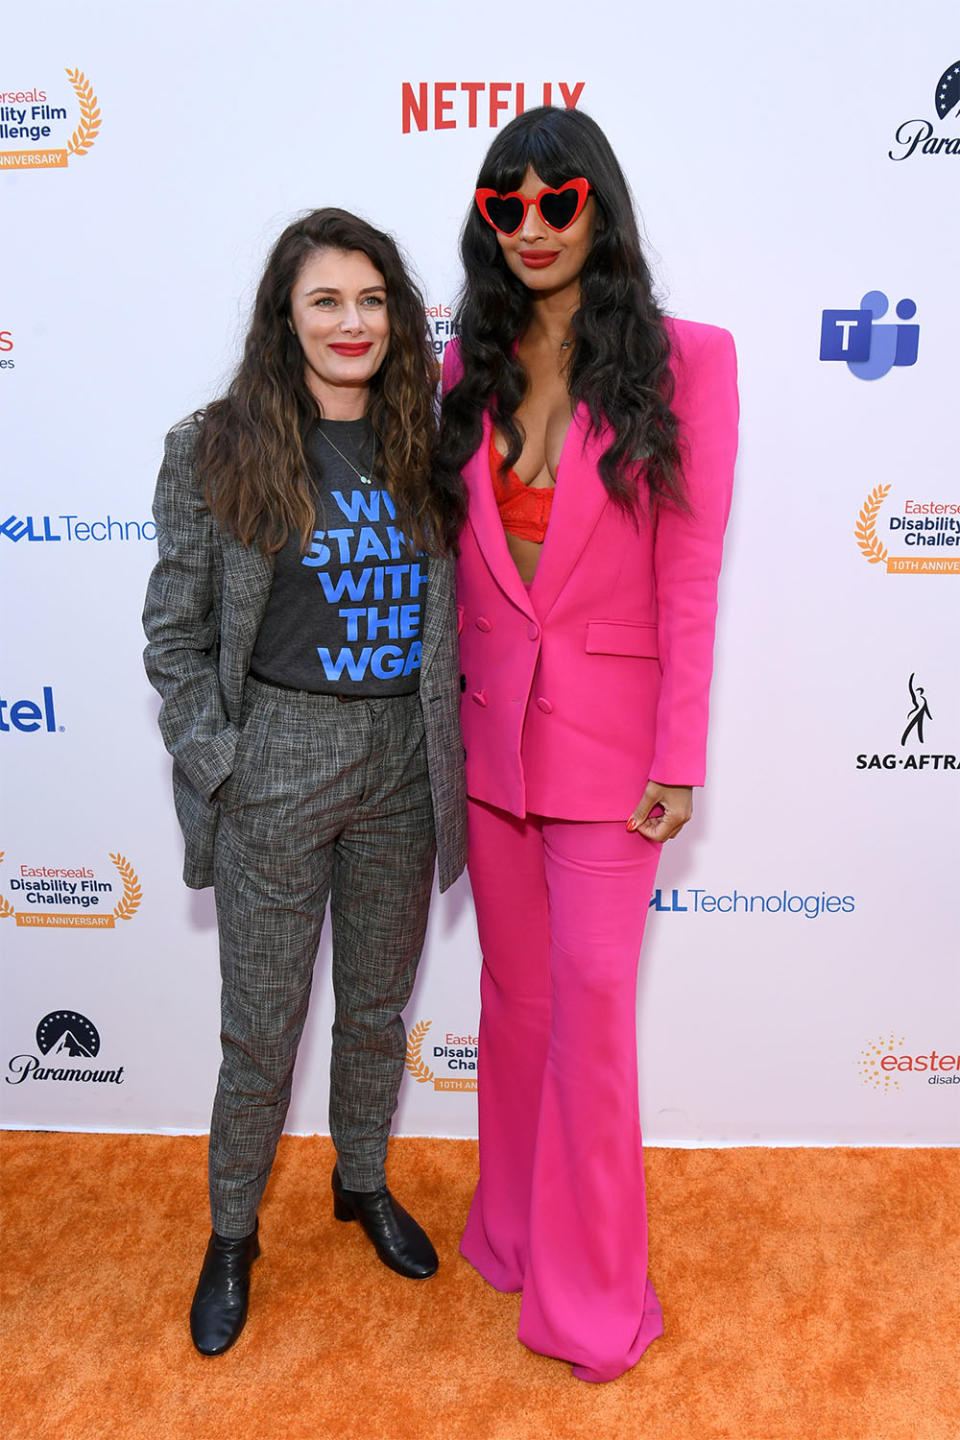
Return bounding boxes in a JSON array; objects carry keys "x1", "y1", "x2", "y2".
[{"x1": 462, "y1": 797, "x2": 665, "y2": 1382}]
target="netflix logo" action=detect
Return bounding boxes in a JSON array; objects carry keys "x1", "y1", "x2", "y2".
[{"x1": 401, "y1": 81, "x2": 585, "y2": 134}]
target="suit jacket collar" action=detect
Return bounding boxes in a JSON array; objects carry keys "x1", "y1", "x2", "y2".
[
  {"x1": 221, "y1": 532, "x2": 275, "y2": 656},
  {"x1": 421, "y1": 552, "x2": 452, "y2": 677}
]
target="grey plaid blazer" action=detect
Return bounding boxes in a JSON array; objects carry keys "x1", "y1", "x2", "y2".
[{"x1": 142, "y1": 421, "x2": 467, "y2": 892}]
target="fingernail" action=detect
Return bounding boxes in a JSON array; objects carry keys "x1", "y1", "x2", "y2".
[{"x1": 626, "y1": 818, "x2": 637, "y2": 831}]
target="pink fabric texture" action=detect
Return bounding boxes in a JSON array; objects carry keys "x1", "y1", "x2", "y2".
[
  {"x1": 443, "y1": 320, "x2": 739, "y2": 816},
  {"x1": 461, "y1": 798, "x2": 665, "y2": 1382},
  {"x1": 443, "y1": 319, "x2": 738, "y2": 1380}
]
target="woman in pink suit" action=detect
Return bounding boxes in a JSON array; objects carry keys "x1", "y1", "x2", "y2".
[{"x1": 438, "y1": 107, "x2": 739, "y2": 1382}]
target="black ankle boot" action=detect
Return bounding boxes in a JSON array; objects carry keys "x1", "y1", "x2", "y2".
[
  {"x1": 189, "y1": 1223, "x2": 260, "y2": 1356},
  {"x1": 331, "y1": 1166, "x2": 438, "y2": 1279}
]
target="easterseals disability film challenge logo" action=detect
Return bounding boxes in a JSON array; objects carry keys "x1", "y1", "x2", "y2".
[
  {"x1": 0, "y1": 851, "x2": 141, "y2": 929},
  {"x1": 855, "y1": 673, "x2": 957, "y2": 774},
  {"x1": 857, "y1": 1034, "x2": 958, "y2": 1092},
  {"x1": 425, "y1": 301, "x2": 456, "y2": 358},
  {"x1": 888, "y1": 60, "x2": 960, "y2": 161},
  {"x1": 0, "y1": 69, "x2": 100, "y2": 171},
  {"x1": 406, "y1": 1020, "x2": 477, "y2": 1092},
  {"x1": 6, "y1": 1011, "x2": 125, "y2": 1088},
  {"x1": 855, "y1": 488, "x2": 960, "y2": 577}
]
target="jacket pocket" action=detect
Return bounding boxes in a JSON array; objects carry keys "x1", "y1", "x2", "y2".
[{"x1": 585, "y1": 620, "x2": 659, "y2": 658}]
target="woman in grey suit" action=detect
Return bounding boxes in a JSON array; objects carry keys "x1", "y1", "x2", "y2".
[{"x1": 143, "y1": 209, "x2": 467, "y2": 1356}]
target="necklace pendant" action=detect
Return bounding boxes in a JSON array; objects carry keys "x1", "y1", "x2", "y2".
[{"x1": 360, "y1": 474, "x2": 371, "y2": 485}]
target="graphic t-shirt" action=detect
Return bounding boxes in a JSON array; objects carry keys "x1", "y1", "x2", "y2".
[{"x1": 249, "y1": 418, "x2": 426, "y2": 696}]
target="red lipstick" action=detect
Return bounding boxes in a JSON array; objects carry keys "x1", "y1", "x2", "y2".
[
  {"x1": 329, "y1": 342, "x2": 373, "y2": 355},
  {"x1": 519, "y1": 251, "x2": 559, "y2": 269}
]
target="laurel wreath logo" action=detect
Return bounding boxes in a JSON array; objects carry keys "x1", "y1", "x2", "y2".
[
  {"x1": 110, "y1": 853, "x2": 141, "y2": 920},
  {"x1": 65, "y1": 68, "x2": 101, "y2": 158},
  {"x1": 0, "y1": 854, "x2": 14, "y2": 919},
  {"x1": 405, "y1": 1019, "x2": 435, "y2": 1084},
  {"x1": 855, "y1": 484, "x2": 891, "y2": 566}
]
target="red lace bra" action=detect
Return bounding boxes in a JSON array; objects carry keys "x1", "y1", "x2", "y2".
[{"x1": 490, "y1": 432, "x2": 555, "y2": 545}]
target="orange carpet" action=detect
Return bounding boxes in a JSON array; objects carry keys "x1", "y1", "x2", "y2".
[{"x1": 0, "y1": 1134, "x2": 956, "y2": 1440}]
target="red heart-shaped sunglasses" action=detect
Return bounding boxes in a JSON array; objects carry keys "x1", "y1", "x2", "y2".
[{"x1": 475, "y1": 178, "x2": 592, "y2": 236}]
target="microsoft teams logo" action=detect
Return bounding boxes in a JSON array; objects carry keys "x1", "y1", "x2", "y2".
[{"x1": 819, "y1": 291, "x2": 919, "y2": 380}]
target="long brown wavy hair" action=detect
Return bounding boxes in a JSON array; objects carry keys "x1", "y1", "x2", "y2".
[{"x1": 196, "y1": 208, "x2": 465, "y2": 555}]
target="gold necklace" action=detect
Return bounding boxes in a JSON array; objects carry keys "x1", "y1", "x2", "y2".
[{"x1": 316, "y1": 425, "x2": 375, "y2": 485}]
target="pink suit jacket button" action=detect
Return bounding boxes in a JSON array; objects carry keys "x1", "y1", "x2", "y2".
[
  {"x1": 472, "y1": 691, "x2": 488, "y2": 707},
  {"x1": 475, "y1": 616, "x2": 492, "y2": 632},
  {"x1": 536, "y1": 698, "x2": 553, "y2": 714},
  {"x1": 527, "y1": 622, "x2": 540, "y2": 641}
]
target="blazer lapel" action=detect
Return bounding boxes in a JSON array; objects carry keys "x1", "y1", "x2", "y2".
[
  {"x1": 529, "y1": 404, "x2": 610, "y2": 619},
  {"x1": 219, "y1": 536, "x2": 275, "y2": 708},
  {"x1": 465, "y1": 411, "x2": 536, "y2": 617},
  {"x1": 420, "y1": 551, "x2": 452, "y2": 677}
]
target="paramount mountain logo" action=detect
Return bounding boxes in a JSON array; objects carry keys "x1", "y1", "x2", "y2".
[
  {"x1": 888, "y1": 60, "x2": 960, "y2": 160},
  {"x1": 6, "y1": 1011, "x2": 125, "y2": 1086},
  {"x1": 405, "y1": 1020, "x2": 478, "y2": 1092}
]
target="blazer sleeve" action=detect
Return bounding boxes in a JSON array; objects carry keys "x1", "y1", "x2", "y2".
[
  {"x1": 142, "y1": 422, "x2": 239, "y2": 801},
  {"x1": 649, "y1": 324, "x2": 739, "y2": 787}
]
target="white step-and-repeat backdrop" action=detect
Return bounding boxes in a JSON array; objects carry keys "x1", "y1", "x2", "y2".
[{"x1": 2, "y1": 1, "x2": 957, "y2": 1144}]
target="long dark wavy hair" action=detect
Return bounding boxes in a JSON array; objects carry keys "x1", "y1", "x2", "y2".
[
  {"x1": 437, "y1": 108, "x2": 684, "y2": 514},
  {"x1": 196, "y1": 208, "x2": 465, "y2": 555}
]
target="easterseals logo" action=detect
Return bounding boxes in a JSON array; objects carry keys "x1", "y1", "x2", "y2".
[
  {"x1": 0, "y1": 512, "x2": 156, "y2": 544},
  {"x1": 405, "y1": 1020, "x2": 478, "y2": 1092},
  {"x1": 888, "y1": 61, "x2": 960, "y2": 161},
  {"x1": 855, "y1": 491, "x2": 960, "y2": 576},
  {"x1": 0, "y1": 70, "x2": 100, "y2": 170},
  {"x1": 402, "y1": 81, "x2": 585, "y2": 134},
  {"x1": 857, "y1": 1033, "x2": 958, "y2": 1091},
  {"x1": 648, "y1": 887, "x2": 855, "y2": 917},
  {"x1": 0, "y1": 326, "x2": 13, "y2": 372},
  {"x1": 819, "y1": 291, "x2": 919, "y2": 380},
  {"x1": 0, "y1": 851, "x2": 142, "y2": 929},
  {"x1": 425, "y1": 302, "x2": 456, "y2": 358},
  {"x1": 855, "y1": 673, "x2": 956, "y2": 773},
  {"x1": 6, "y1": 1011, "x2": 125, "y2": 1087}
]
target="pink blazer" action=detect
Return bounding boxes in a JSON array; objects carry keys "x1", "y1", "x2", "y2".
[{"x1": 443, "y1": 318, "x2": 739, "y2": 820}]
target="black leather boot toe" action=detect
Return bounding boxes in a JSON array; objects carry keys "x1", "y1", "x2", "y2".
[
  {"x1": 332, "y1": 1166, "x2": 438, "y2": 1279},
  {"x1": 189, "y1": 1223, "x2": 260, "y2": 1356}
]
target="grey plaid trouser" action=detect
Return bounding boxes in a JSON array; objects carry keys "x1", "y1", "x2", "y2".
[{"x1": 208, "y1": 679, "x2": 436, "y2": 1237}]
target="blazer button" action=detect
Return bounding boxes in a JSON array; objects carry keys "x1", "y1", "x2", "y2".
[
  {"x1": 475, "y1": 616, "x2": 492, "y2": 632},
  {"x1": 471, "y1": 690, "x2": 488, "y2": 707},
  {"x1": 527, "y1": 622, "x2": 540, "y2": 641},
  {"x1": 536, "y1": 698, "x2": 553, "y2": 714}
]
